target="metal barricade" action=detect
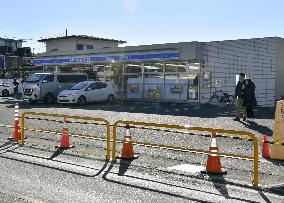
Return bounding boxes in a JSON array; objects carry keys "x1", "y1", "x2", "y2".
[
  {"x1": 112, "y1": 120, "x2": 259, "y2": 187},
  {"x1": 21, "y1": 112, "x2": 111, "y2": 160}
]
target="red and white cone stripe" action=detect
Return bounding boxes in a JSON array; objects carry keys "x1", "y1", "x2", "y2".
[
  {"x1": 209, "y1": 132, "x2": 219, "y2": 157},
  {"x1": 15, "y1": 103, "x2": 19, "y2": 121},
  {"x1": 125, "y1": 128, "x2": 131, "y2": 142}
]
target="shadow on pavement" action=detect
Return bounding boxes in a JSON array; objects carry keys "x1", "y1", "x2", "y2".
[
  {"x1": 1, "y1": 99, "x2": 275, "y2": 119},
  {"x1": 239, "y1": 120, "x2": 273, "y2": 136},
  {"x1": 48, "y1": 148, "x2": 65, "y2": 160},
  {"x1": 258, "y1": 190, "x2": 273, "y2": 203},
  {"x1": 264, "y1": 158, "x2": 284, "y2": 167},
  {"x1": 208, "y1": 174, "x2": 230, "y2": 199},
  {"x1": 0, "y1": 140, "x2": 18, "y2": 154},
  {"x1": 1, "y1": 149, "x2": 109, "y2": 177},
  {"x1": 118, "y1": 159, "x2": 134, "y2": 176},
  {"x1": 102, "y1": 162, "x2": 260, "y2": 203}
]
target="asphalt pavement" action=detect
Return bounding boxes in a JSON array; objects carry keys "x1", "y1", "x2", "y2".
[{"x1": 0, "y1": 97, "x2": 283, "y2": 202}]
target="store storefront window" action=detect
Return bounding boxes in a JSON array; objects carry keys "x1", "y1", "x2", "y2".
[
  {"x1": 187, "y1": 74, "x2": 199, "y2": 100},
  {"x1": 144, "y1": 74, "x2": 164, "y2": 99},
  {"x1": 95, "y1": 64, "x2": 105, "y2": 81},
  {"x1": 144, "y1": 62, "x2": 163, "y2": 73},
  {"x1": 110, "y1": 63, "x2": 123, "y2": 97},
  {"x1": 164, "y1": 74, "x2": 188, "y2": 100},
  {"x1": 124, "y1": 75, "x2": 142, "y2": 98},
  {"x1": 165, "y1": 61, "x2": 187, "y2": 72},
  {"x1": 124, "y1": 63, "x2": 142, "y2": 74},
  {"x1": 60, "y1": 66, "x2": 73, "y2": 73},
  {"x1": 44, "y1": 66, "x2": 56, "y2": 72},
  {"x1": 105, "y1": 64, "x2": 115, "y2": 82}
]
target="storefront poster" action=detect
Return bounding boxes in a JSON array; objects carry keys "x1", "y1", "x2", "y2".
[
  {"x1": 146, "y1": 85, "x2": 161, "y2": 98},
  {"x1": 127, "y1": 84, "x2": 138, "y2": 93},
  {"x1": 170, "y1": 84, "x2": 183, "y2": 94},
  {"x1": 202, "y1": 71, "x2": 211, "y2": 88},
  {"x1": 216, "y1": 79, "x2": 222, "y2": 87},
  {"x1": 203, "y1": 72, "x2": 210, "y2": 81}
]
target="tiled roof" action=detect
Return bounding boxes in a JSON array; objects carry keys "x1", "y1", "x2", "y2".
[{"x1": 38, "y1": 35, "x2": 126, "y2": 43}]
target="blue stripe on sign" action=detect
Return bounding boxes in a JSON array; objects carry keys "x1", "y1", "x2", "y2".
[{"x1": 33, "y1": 52, "x2": 180, "y2": 65}]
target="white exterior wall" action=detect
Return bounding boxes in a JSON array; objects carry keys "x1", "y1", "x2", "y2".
[
  {"x1": 46, "y1": 38, "x2": 120, "y2": 53},
  {"x1": 0, "y1": 39, "x2": 5, "y2": 46},
  {"x1": 200, "y1": 37, "x2": 278, "y2": 107},
  {"x1": 276, "y1": 38, "x2": 284, "y2": 99},
  {"x1": 0, "y1": 39, "x2": 22, "y2": 49}
]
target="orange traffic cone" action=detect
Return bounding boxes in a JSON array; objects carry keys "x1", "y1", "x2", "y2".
[
  {"x1": 10, "y1": 103, "x2": 20, "y2": 143},
  {"x1": 262, "y1": 134, "x2": 270, "y2": 158},
  {"x1": 56, "y1": 117, "x2": 74, "y2": 149},
  {"x1": 204, "y1": 132, "x2": 223, "y2": 174},
  {"x1": 120, "y1": 124, "x2": 137, "y2": 159},
  {"x1": 13, "y1": 120, "x2": 20, "y2": 143}
]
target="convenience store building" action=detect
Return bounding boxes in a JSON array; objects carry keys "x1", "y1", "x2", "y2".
[{"x1": 34, "y1": 35, "x2": 284, "y2": 107}]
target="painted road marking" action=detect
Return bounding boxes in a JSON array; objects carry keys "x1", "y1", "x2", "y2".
[{"x1": 168, "y1": 164, "x2": 205, "y2": 173}]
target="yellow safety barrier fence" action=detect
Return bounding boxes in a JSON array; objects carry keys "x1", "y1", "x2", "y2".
[
  {"x1": 18, "y1": 117, "x2": 284, "y2": 146},
  {"x1": 112, "y1": 120, "x2": 259, "y2": 187},
  {"x1": 21, "y1": 112, "x2": 111, "y2": 160}
]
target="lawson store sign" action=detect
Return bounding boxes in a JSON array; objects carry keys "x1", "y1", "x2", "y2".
[{"x1": 33, "y1": 51, "x2": 180, "y2": 66}]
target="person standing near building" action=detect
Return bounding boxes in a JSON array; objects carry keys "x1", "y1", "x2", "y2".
[
  {"x1": 233, "y1": 73, "x2": 246, "y2": 121},
  {"x1": 13, "y1": 78, "x2": 19, "y2": 98},
  {"x1": 242, "y1": 79, "x2": 256, "y2": 120}
]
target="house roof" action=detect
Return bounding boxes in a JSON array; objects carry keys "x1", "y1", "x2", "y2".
[
  {"x1": 0, "y1": 37, "x2": 24, "y2": 42},
  {"x1": 38, "y1": 35, "x2": 126, "y2": 43}
]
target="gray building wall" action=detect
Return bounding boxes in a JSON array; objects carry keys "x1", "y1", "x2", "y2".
[
  {"x1": 200, "y1": 37, "x2": 278, "y2": 107},
  {"x1": 276, "y1": 38, "x2": 284, "y2": 100}
]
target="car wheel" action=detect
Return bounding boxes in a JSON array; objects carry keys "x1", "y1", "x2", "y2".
[
  {"x1": 1, "y1": 89, "x2": 9, "y2": 97},
  {"x1": 78, "y1": 96, "x2": 86, "y2": 105},
  {"x1": 44, "y1": 93, "x2": 54, "y2": 104},
  {"x1": 107, "y1": 94, "x2": 115, "y2": 105}
]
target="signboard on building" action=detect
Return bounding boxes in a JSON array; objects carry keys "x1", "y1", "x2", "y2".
[
  {"x1": 216, "y1": 80, "x2": 222, "y2": 87},
  {"x1": 33, "y1": 51, "x2": 180, "y2": 66}
]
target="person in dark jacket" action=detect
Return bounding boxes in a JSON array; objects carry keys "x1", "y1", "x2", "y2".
[
  {"x1": 233, "y1": 73, "x2": 246, "y2": 121},
  {"x1": 242, "y1": 79, "x2": 257, "y2": 120},
  {"x1": 13, "y1": 78, "x2": 19, "y2": 97}
]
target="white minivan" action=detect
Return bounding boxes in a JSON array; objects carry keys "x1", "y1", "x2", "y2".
[
  {"x1": 0, "y1": 82, "x2": 13, "y2": 97},
  {"x1": 57, "y1": 81, "x2": 115, "y2": 105},
  {"x1": 23, "y1": 73, "x2": 88, "y2": 103}
]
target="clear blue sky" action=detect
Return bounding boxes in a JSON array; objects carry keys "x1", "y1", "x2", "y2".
[{"x1": 1, "y1": 0, "x2": 284, "y2": 53}]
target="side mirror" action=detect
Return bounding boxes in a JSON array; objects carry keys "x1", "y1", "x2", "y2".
[
  {"x1": 42, "y1": 80, "x2": 48, "y2": 83},
  {"x1": 85, "y1": 87, "x2": 92, "y2": 91}
]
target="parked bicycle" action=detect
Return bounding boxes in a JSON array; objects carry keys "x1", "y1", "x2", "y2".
[{"x1": 207, "y1": 89, "x2": 235, "y2": 106}]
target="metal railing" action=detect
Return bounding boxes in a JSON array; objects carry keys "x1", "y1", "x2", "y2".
[
  {"x1": 21, "y1": 112, "x2": 111, "y2": 160},
  {"x1": 112, "y1": 120, "x2": 259, "y2": 187}
]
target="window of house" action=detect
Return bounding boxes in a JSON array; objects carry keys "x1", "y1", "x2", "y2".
[
  {"x1": 76, "y1": 44, "x2": 84, "y2": 50},
  {"x1": 87, "y1": 45, "x2": 93, "y2": 49}
]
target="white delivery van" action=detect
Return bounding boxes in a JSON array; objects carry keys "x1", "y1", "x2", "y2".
[{"x1": 23, "y1": 73, "x2": 88, "y2": 103}]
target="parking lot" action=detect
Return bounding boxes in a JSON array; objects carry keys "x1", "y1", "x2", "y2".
[{"x1": 0, "y1": 96, "x2": 283, "y2": 196}]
